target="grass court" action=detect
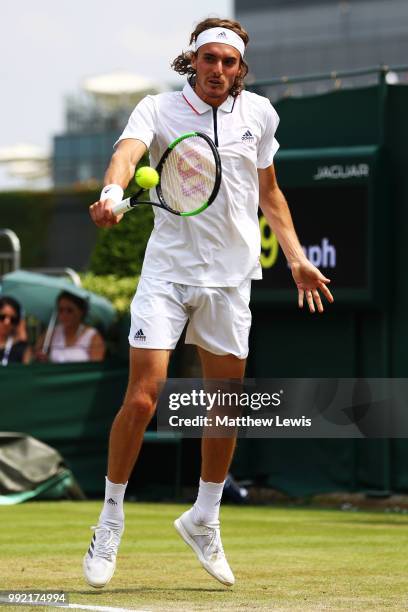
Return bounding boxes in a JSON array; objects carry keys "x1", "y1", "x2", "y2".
[{"x1": 1, "y1": 501, "x2": 407, "y2": 611}]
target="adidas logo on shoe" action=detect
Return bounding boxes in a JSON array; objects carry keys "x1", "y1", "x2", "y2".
[
  {"x1": 133, "y1": 328, "x2": 146, "y2": 342},
  {"x1": 241, "y1": 129, "x2": 254, "y2": 143}
]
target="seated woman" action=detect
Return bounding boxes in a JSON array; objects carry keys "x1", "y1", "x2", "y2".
[
  {"x1": 0, "y1": 296, "x2": 31, "y2": 365},
  {"x1": 36, "y1": 291, "x2": 106, "y2": 363}
]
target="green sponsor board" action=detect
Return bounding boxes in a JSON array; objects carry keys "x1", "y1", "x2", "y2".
[{"x1": 255, "y1": 146, "x2": 388, "y2": 306}]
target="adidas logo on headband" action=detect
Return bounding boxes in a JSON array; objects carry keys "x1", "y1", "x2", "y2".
[{"x1": 216, "y1": 31, "x2": 227, "y2": 39}]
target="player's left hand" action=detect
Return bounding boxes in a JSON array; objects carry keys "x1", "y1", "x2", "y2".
[{"x1": 291, "y1": 259, "x2": 334, "y2": 313}]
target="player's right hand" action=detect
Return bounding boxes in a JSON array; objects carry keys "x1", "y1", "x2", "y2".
[{"x1": 89, "y1": 199, "x2": 124, "y2": 228}]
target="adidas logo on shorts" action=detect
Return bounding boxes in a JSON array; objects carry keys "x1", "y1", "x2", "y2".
[
  {"x1": 241, "y1": 129, "x2": 254, "y2": 143},
  {"x1": 134, "y1": 328, "x2": 146, "y2": 342}
]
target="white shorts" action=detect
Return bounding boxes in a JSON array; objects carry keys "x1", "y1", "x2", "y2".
[{"x1": 129, "y1": 277, "x2": 252, "y2": 359}]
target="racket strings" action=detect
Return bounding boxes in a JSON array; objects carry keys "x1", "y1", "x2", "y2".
[{"x1": 161, "y1": 136, "x2": 216, "y2": 213}]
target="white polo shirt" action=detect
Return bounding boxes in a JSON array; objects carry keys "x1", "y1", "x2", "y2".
[{"x1": 116, "y1": 81, "x2": 280, "y2": 287}]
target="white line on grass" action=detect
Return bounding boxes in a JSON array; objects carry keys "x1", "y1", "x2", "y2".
[
  {"x1": 64, "y1": 606, "x2": 151, "y2": 612},
  {"x1": 63, "y1": 605, "x2": 150, "y2": 612},
  {"x1": 1, "y1": 600, "x2": 150, "y2": 611}
]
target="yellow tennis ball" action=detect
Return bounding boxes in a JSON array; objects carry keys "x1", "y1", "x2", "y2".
[{"x1": 135, "y1": 166, "x2": 159, "y2": 189}]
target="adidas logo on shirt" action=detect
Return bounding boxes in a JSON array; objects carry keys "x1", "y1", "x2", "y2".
[
  {"x1": 134, "y1": 328, "x2": 146, "y2": 342},
  {"x1": 106, "y1": 498, "x2": 117, "y2": 506},
  {"x1": 241, "y1": 129, "x2": 255, "y2": 143}
]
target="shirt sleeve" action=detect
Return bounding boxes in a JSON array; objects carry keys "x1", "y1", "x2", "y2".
[
  {"x1": 257, "y1": 99, "x2": 280, "y2": 169},
  {"x1": 114, "y1": 95, "x2": 157, "y2": 150}
]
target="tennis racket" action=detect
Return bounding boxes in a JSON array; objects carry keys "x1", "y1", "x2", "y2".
[{"x1": 112, "y1": 132, "x2": 222, "y2": 217}]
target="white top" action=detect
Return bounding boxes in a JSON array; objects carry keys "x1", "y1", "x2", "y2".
[
  {"x1": 49, "y1": 324, "x2": 97, "y2": 363},
  {"x1": 116, "y1": 81, "x2": 280, "y2": 287}
]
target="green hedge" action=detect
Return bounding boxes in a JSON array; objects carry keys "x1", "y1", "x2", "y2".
[
  {"x1": 81, "y1": 272, "x2": 138, "y2": 315},
  {"x1": 89, "y1": 205, "x2": 154, "y2": 277}
]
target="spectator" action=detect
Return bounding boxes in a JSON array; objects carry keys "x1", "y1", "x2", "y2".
[
  {"x1": 36, "y1": 291, "x2": 106, "y2": 363},
  {"x1": 0, "y1": 296, "x2": 31, "y2": 365}
]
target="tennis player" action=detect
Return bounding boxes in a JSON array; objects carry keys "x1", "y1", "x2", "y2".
[{"x1": 84, "y1": 17, "x2": 334, "y2": 588}]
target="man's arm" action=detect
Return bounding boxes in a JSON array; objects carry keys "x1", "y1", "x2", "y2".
[
  {"x1": 89, "y1": 139, "x2": 147, "y2": 228},
  {"x1": 258, "y1": 164, "x2": 334, "y2": 313}
]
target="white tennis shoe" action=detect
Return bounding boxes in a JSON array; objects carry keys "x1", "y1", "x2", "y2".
[
  {"x1": 83, "y1": 523, "x2": 124, "y2": 588},
  {"x1": 174, "y1": 509, "x2": 235, "y2": 586}
]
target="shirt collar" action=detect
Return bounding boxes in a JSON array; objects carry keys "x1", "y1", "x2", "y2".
[{"x1": 182, "y1": 81, "x2": 236, "y2": 115}]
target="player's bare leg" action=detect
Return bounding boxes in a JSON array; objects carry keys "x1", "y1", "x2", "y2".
[
  {"x1": 199, "y1": 348, "x2": 246, "y2": 482},
  {"x1": 83, "y1": 347, "x2": 170, "y2": 588},
  {"x1": 108, "y1": 347, "x2": 171, "y2": 483},
  {"x1": 175, "y1": 348, "x2": 246, "y2": 587}
]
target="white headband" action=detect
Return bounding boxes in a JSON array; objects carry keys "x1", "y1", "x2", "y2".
[{"x1": 194, "y1": 27, "x2": 245, "y2": 58}]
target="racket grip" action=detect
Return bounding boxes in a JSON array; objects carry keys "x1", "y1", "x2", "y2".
[{"x1": 112, "y1": 198, "x2": 133, "y2": 216}]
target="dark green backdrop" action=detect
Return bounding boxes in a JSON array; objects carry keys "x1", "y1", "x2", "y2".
[
  {"x1": 232, "y1": 83, "x2": 408, "y2": 495},
  {"x1": 1, "y1": 84, "x2": 408, "y2": 497}
]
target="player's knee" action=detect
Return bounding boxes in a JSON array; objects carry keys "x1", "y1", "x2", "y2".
[{"x1": 122, "y1": 394, "x2": 156, "y2": 425}]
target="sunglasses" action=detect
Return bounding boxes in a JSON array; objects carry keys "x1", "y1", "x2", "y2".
[{"x1": 0, "y1": 313, "x2": 19, "y2": 325}]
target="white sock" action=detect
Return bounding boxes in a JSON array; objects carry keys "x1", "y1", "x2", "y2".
[
  {"x1": 192, "y1": 478, "x2": 225, "y2": 525},
  {"x1": 99, "y1": 477, "x2": 127, "y2": 527}
]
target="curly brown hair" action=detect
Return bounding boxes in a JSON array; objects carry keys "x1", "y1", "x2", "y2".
[{"x1": 171, "y1": 18, "x2": 249, "y2": 98}]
